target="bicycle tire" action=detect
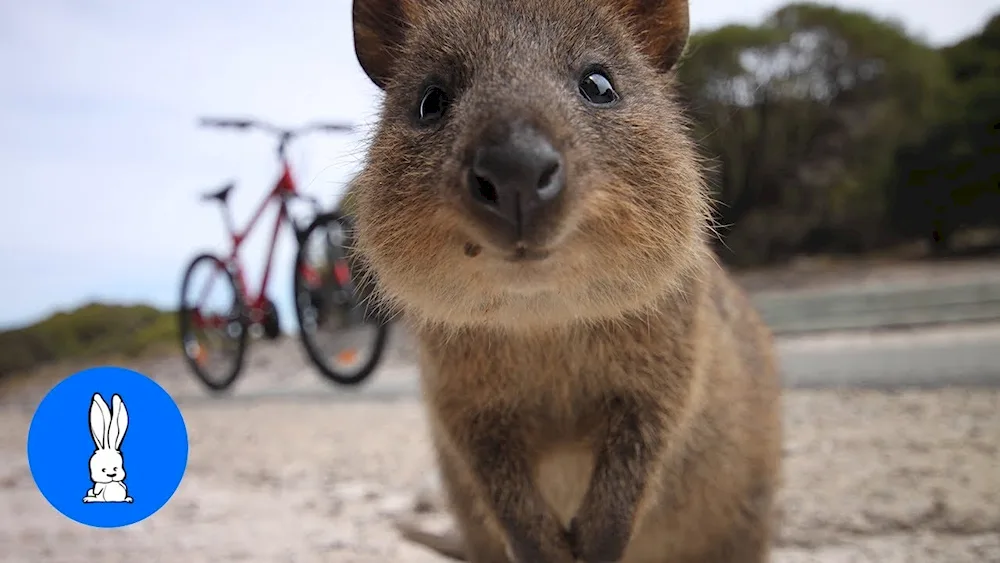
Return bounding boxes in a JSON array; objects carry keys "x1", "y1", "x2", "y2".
[
  {"x1": 178, "y1": 252, "x2": 249, "y2": 393},
  {"x1": 293, "y1": 212, "x2": 389, "y2": 386}
]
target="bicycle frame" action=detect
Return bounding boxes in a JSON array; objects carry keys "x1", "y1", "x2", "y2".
[
  {"x1": 192, "y1": 161, "x2": 305, "y2": 326},
  {"x1": 191, "y1": 168, "x2": 355, "y2": 331},
  {"x1": 235, "y1": 164, "x2": 294, "y2": 314}
]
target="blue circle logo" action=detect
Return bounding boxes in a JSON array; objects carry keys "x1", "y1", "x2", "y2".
[{"x1": 26, "y1": 366, "x2": 189, "y2": 528}]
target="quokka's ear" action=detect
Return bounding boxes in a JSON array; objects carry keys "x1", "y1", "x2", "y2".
[
  {"x1": 352, "y1": 0, "x2": 418, "y2": 89},
  {"x1": 606, "y1": 0, "x2": 690, "y2": 72}
]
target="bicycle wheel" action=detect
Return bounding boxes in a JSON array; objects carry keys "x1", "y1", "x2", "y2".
[
  {"x1": 293, "y1": 213, "x2": 389, "y2": 386},
  {"x1": 178, "y1": 253, "x2": 248, "y2": 392}
]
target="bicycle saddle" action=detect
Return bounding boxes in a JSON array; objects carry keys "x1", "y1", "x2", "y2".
[{"x1": 201, "y1": 182, "x2": 235, "y2": 203}]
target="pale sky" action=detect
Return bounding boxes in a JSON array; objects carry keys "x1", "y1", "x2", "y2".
[{"x1": 1, "y1": 0, "x2": 995, "y2": 330}]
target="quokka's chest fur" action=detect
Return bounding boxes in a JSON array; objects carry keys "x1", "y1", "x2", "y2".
[
  {"x1": 415, "y1": 297, "x2": 706, "y2": 522},
  {"x1": 417, "y1": 288, "x2": 702, "y2": 402},
  {"x1": 420, "y1": 346, "x2": 614, "y2": 529}
]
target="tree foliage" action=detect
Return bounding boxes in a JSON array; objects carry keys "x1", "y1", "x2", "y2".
[
  {"x1": 677, "y1": 3, "x2": 998, "y2": 265},
  {"x1": 889, "y1": 13, "x2": 1000, "y2": 251}
]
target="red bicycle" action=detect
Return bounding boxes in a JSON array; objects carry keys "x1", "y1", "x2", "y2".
[{"x1": 178, "y1": 117, "x2": 390, "y2": 393}]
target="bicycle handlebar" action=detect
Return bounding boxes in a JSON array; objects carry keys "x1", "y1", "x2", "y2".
[
  {"x1": 198, "y1": 116, "x2": 355, "y2": 158},
  {"x1": 199, "y1": 117, "x2": 255, "y2": 129}
]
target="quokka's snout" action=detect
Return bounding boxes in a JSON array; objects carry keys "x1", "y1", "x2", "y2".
[{"x1": 460, "y1": 117, "x2": 568, "y2": 256}]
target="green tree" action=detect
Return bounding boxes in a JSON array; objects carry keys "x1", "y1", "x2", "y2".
[
  {"x1": 679, "y1": 2, "x2": 952, "y2": 265},
  {"x1": 890, "y1": 12, "x2": 1000, "y2": 252}
]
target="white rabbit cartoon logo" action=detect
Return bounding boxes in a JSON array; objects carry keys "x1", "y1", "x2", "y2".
[{"x1": 83, "y1": 393, "x2": 133, "y2": 503}]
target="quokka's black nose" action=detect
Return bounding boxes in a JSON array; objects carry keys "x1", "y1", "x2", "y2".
[{"x1": 466, "y1": 122, "x2": 565, "y2": 242}]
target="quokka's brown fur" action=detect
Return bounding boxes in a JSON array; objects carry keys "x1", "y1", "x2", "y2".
[{"x1": 348, "y1": 0, "x2": 783, "y2": 561}]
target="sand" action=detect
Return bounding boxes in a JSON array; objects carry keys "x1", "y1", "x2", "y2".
[
  {"x1": 2, "y1": 258, "x2": 999, "y2": 562},
  {"x1": 1, "y1": 384, "x2": 997, "y2": 563}
]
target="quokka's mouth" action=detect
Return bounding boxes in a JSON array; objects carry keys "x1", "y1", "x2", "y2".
[
  {"x1": 505, "y1": 245, "x2": 550, "y2": 262},
  {"x1": 462, "y1": 235, "x2": 552, "y2": 263}
]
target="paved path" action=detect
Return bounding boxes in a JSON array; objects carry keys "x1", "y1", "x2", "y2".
[
  {"x1": 776, "y1": 322, "x2": 1000, "y2": 389},
  {"x1": 166, "y1": 322, "x2": 1000, "y2": 406}
]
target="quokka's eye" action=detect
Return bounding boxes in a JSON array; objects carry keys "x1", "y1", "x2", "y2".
[
  {"x1": 579, "y1": 69, "x2": 619, "y2": 106},
  {"x1": 418, "y1": 86, "x2": 450, "y2": 123}
]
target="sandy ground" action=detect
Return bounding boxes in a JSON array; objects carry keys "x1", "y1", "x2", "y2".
[
  {"x1": 2, "y1": 259, "x2": 999, "y2": 562},
  {"x1": 2, "y1": 380, "x2": 998, "y2": 562}
]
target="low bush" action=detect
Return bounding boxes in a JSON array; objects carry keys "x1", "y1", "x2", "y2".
[{"x1": 0, "y1": 303, "x2": 177, "y2": 377}]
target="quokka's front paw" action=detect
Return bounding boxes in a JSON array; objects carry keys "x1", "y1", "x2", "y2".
[
  {"x1": 504, "y1": 524, "x2": 577, "y2": 563},
  {"x1": 567, "y1": 515, "x2": 631, "y2": 563}
]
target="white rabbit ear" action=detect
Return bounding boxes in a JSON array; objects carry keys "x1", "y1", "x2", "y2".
[
  {"x1": 108, "y1": 394, "x2": 128, "y2": 451},
  {"x1": 89, "y1": 394, "x2": 110, "y2": 450}
]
